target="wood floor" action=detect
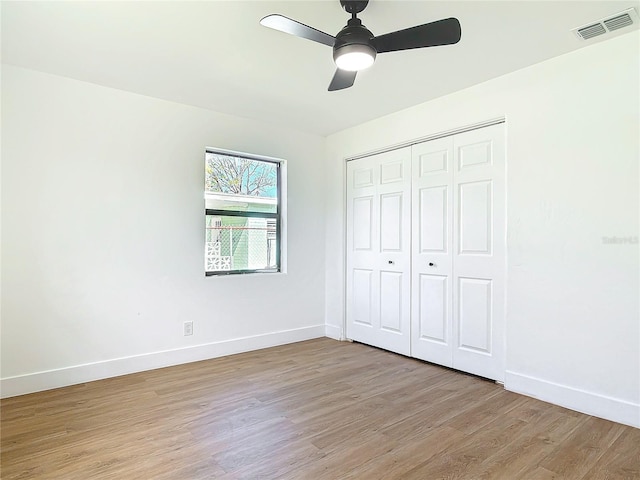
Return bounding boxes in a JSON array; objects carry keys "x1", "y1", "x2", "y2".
[{"x1": 1, "y1": 338, "x2": 638, "y2": 479}]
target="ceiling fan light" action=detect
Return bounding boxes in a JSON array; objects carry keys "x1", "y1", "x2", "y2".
[{"x1": 334, "y1": 44, "x2": 376, "y2": 71}]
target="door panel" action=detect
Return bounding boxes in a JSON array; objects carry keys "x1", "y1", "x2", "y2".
[
  {"x1": 458, "y1": 140, "x2": 493, "y2": 169},
  {"x1": 353, "y1": 196, "x2": 373, "y2": 250},
  {"x1": 346, "y1": 147, "x2": 411, "y2": 356},
  {"x1": 418, "y1": 274, "x2": 448, "y2": 343},
  {"x1": 419, "y1": 186, "x2": 448, "y2": 252},
  {"x1": 459, "y1": 180, "x2": 492, "y2": 255},
  {"x1": 380, "y1": 271, "x2": 403, "y2": 332},
  {"x1": 381, "y1": 161, "x2": 404, "y2": 183},
  {"x1": 352, "y1": 269, "x2": 373, "y2": 325},
  {"x1": 418, "y1": 149, "x2": 449, "y2": 175},
  {"x1": 353, "y1": 167, "x2": 374, "y2": 188},
  {"x1": 458, "y1": 277, "x2": 492, "y2": 353},
  {"x1": 411, "y1": 136, "x2": 454, "y2": 367},
  {"x1": 380, "y1": 193, "x2": 403, "y2": 251},
  {"x1": 453, "y1": 123, "x2": 505, "y2": 381}
]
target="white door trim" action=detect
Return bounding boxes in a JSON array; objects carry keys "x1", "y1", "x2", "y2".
[{"x1": 345, "y1": 118, "x2": 506, "y2": 162}]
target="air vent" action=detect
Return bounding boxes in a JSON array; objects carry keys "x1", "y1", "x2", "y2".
[
  {"x1": 572, "y1": 8, "x2": 638, "y2": 40},
  {"x1": 604, "y1": 13, "x2": 634, "y2": 31},
  {"x1": 577, "y1": 23, "x2": 606, "y2": 39}
]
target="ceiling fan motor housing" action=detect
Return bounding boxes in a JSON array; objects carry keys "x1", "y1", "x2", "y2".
[{"x1": 333, "y1": 18, "x2": 377, "y2": 70}]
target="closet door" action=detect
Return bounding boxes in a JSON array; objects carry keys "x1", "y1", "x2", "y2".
[
  {"x1": 346, "y1": 148, "x2": 411, "y2": 356},
  {"x1": 452, "y1": 124, "x2": 505, "y2": 381},
  {"x1": 411, "y1": 123, "x2": 505, "y2": 381},
  {"x1": 411, "y1": 136, "x2": 454, "y2": 366}
]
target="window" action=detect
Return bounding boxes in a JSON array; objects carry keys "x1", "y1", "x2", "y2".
[{"x1": 205, "y1": 149, "x2": 282, "y2": 275}]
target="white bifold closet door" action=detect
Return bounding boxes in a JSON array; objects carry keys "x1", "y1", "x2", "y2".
[
  {"x1": 346, "y1": 123, "x2": 505, "y2": 381},
  {"x1": 346, "y1": 147, "x2": 412, "y2": 356},
  {"x1": 411, "y1": 123, "x2": 505, "y2": 381},
  {"x1": 410, "y1": 135, "x2": 455, "y2": 367}
]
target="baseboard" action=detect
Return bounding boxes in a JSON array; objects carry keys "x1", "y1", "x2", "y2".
[
  {"x1": 505, "y1": 370, "x2": 640, "y2": 428},
  {"x1": 325, "y1": 323, "x2": 343, "y2": 340},
  {"x1": 1, "y1": 325, "x2": 325, "y2": 399}
]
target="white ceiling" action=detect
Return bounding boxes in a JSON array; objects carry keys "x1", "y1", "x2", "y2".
[{"x1": 2, "y1": 1, "x2": 638, "y2": 136}]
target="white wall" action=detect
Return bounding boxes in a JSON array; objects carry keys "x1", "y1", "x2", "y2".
[
  {"x1": 325, "y1": 31, "x2": 639, "y2": 427},
  {"x1": 1, "y1": 65, "x2": 326, "y2": 396}
]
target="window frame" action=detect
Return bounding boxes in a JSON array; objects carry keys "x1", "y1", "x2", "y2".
[{"x1": 204, "y1": 148, "x2": 283, "y2": 276}]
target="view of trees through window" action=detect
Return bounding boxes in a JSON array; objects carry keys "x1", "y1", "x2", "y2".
[
  {"x1": 205, "y1": 151, "x2": 280, "y2": 275},
  {"x1": 206, "y1": 154, "x2": 277, "y2": 197}
]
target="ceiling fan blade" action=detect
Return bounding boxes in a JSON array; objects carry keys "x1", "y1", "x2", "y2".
[
  {"x1": 260, "y1": 14, "x2": 335, "y2": 47},
  {"x1": 371, "y1": 17, "x2": 461, "y2": 53},
  {"x1": 328, "y1": 69, "x2": 357, "y2": 91}
]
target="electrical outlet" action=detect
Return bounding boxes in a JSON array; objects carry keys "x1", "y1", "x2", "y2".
[{"x1": 183, "y1": 321, "x2": 193, "y2": 336}]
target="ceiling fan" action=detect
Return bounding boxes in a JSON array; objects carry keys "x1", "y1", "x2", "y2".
[{"x1": 260, "y1": 0, "x2": 461, "y2": 91}]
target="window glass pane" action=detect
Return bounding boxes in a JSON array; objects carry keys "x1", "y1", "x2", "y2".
[
  {"x1": 205, "y1": 153, "x2": 277, "y2": 214},
  {"x1": 205, "y1": 215, "x2": 278, "y2": 272}
]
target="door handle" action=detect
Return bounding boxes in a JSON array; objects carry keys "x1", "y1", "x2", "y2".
[
  {"x1": 428, "y1": 262, "x2": 435, "y2": 267},
  {"x1": 388, "y1": 260, "x2": 394, "y2": 265}
]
